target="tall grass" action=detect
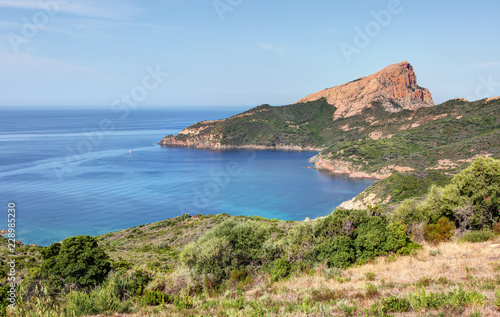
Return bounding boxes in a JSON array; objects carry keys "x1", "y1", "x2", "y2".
[{"x1": 64, "y1": 280, "x2": 133, "y2": 316}]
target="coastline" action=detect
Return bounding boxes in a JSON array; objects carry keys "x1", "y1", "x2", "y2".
[
  {"x1": 158, "y1": 137, "x2": 323, "y2": 152},
  {"x1": 159, "y1": 137, "x2": 387, "y2": 180}
]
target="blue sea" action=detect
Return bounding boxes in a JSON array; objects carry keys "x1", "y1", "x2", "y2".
[{"x1": 0, "y1": 106, "x2": 373, "y2": 246}]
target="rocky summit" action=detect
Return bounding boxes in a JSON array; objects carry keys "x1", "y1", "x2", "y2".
[{"x1": 296, "y1": 61, "x2": 434, "y2": 120}]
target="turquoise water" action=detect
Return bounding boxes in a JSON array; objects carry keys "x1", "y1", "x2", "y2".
[{"x1": 0, "y1": 107, "x2": 373, "y2": 245}]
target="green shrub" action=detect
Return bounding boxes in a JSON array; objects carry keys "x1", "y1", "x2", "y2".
[
  {"x1": 392, "y1": 198, "x2": 428, "y2": 227},
  {"x1": 0, "y1": 286, "x2": 9, "y2": 315},
  {"x1": 353, "y1": 217, "x2": 387, "y2": 259},
  {"x1": 41, "y1": 236, "x2": 111, "y2": 291},
  {"x1": 397, "y1": 241, "x2": 423, "y2": 255},
  {"x1": 313, "y1": 210, "x2": 418, "y2": 268},
  {"x1": 381, "y1": 296, "x2": 411, "y2": 313},
  {"x1": 111, "y1": 260, "x2": 132, "y2": 271},
  {"x1": 494, "y1": 223, "x2": 500, "y2": 235},
  {"x1": 181, "y1": 218, "x2": 272, "y2": 284},
  {"x1": 493, "y1": 289, "x2": 500, "y2": 308},
  {"x1": 221, "y1": 296, "x2": 246, "y2": 311},
  {"x1": 182, "y1": 236, "x2": 232, "y2": 284},
  {"x1": 450, "y1": 157, "x2": 500, "y2": 228},
  {"x1": 288, "y1": 221, "x2": 314, "y2": 245},
  {"x1": 459, "y1": 230, "x2": 495, "y2": 243},
  {"x1": 64, "y1": 281, "x2": 131, "y2": 316},
  {"x1": 141, "y1": 290, "x2": 166, "y2": 306},
  {"x1": 409, "y1": 287, "x2": 485, "y2": 310},
  {"x1": 419, "y1": 157, "x2": 500, "y2": 230},
  {"x1": 110, "y1": 270, "x2": 150, "y2": 300},
  {"x1": 271, "y1": 257, "x2": 292, "y2": 281},
  {"x1": 384, "y1": 223, "x2": 410, "y2": 252},
  {"x1": 173, "y1": 296, "x2": 193, "y2": 309},
  {"x1": 365, "y1": 283, "x2": 378, "y2": 298},
  {"x1": 228, "y1": 268, "x2": 250, "y2": 283},
  {"x1": 364, "y1": 272, "x2": 375, "y2": 281},
  {"x1": 323, "y1": 236, "x2": 356, "y2": 269},
  {"x1": 313, "y1": 209, "x2": 367, "y2": 240},
  {"x1": 424, "y1": 217, "x2": 455, "y2": 244},
  {"x1": 322, "y1": 236, "x2": 356, "y2": 269},
  {"x1": 340, "y1": 303, "x2": 357, "y2": 316}
]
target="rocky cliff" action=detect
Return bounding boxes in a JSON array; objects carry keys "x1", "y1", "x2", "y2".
[{"x1": 296, "y1": 61, "x2": 434, "y2": 120}]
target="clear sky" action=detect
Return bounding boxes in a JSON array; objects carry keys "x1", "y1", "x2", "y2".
[{"x1": 0, "y1": 0, "x2": 499, "y2": 107}]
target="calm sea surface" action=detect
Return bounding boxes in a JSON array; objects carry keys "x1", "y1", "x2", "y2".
[{"x1": 0, "y1": 106, "x2": 373, "y2": 245}]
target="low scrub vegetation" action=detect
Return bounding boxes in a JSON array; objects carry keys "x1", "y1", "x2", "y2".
[{"x1": 392, "y1": 156, "x2": 500, "y2": 237}]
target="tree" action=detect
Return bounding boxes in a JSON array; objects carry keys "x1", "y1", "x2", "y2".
[
  {"x1": 450, "y1": 156, "x2": 500, "y2": 228},
  {"x1": 42, "y1": 235, "x2": 111, "y2": 290}
]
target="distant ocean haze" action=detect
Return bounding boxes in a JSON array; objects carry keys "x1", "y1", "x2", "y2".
[{"x1": 0, "y1": 107, "x2": 373, "y2": 246}]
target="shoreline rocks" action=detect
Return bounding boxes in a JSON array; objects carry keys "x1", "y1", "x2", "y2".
[{"x1": 308, "y1": 154, "x2": 388, "y2": 180}]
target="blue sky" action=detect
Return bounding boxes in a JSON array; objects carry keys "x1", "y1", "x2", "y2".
[{"x1": 0, "y1": 0, "x2": 499, "y2": 107}]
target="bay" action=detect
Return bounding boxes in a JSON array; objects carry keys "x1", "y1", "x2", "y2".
[{"x1": 0, "y1": 106, "x2": 373, "y2": 246}]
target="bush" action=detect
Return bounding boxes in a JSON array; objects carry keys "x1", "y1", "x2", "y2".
[
  {"x1": 397, "y1": 241, "x2": 423, "y2": 255},
  {"x1": 141, "y1": 290, "x2": 166, "y2": 306},
  {"x1": 353, "y1": 217, "x2": 387, "y2": 259},
  {"x1": 315, "y1": 236, "x2": 355, "y2": 269},
  {"x1": 0, "y1": 286, "x2": 9, "y2": 315},
  {"x1": 64, "y1": 281, "x2": 132, "y2": 316},
  {"x1": 181, "y1": 218, "x2": 272, "y2": 284},
  {"x1": 493, "y1": 223, "x2": 500, "y2": 235},
  {"x1": 384, "y1": 223, "x2": 410, "y2": 252},
  {"x1": 392, "y1": 198, "x2": 427, "y2": 227},
  {"x1": 364, "y1": 272, "x2": 375, "y2": 281},
  {"x1": 424, "y1": 217, "x2": 455, "y2": 244},
  {"x1": 271, "y1": 257, "x2": 291, "y2": 281},
  {"x1": 111, "y1": 260, "x2": 132, "y2": 271},
  {"x1": 381, "y1": 296, "x2": 411, "y2": 313},
  {"x1": 450, "y1": 157, "x2": 500, "y2": 228},
  {"x1": 110, "y1": 270, "x2": 151, "y2": 300},
  {"x1": 313, "y1": 210, "x2": 418, "y2": 268},
  {"x1": 41, "y1": 235, "x2": 111, "y2": 291},
  {"x1": 459, "y1": 230, "x2": 495, "y2": 243},
  {"x1": 315, "y1": 235, "x2": 353, "y2": 266},
  {"x1": 493, "y1": 289, "x2": 500, "y2": 308},
  {"x1": 409, "y1": 287, "x2": 485, "y2": 310},
  {"x1": 365, "y1": 283, "x2": 378, "y2": 298},
  {"x1": 313, "y1": 209, "x2": 367, "y2": 239}
]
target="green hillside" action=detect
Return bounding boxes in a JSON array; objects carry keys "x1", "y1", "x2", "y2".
[{"x1": 163, "y1": 98, "x2": 500, "y2": 175}]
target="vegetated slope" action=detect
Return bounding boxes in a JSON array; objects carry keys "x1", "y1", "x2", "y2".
[
  {"x1": 335, "y1": 98, "x2": 500, "y2": 208},
  {"x1": 160, "y1": 99, "x2": 336, "y2": 149},
  {"x1": 320, "y1": 97, "x2": 500, "y2": 176},
  {"x1": 339, "y1": 170, "x2": 454, "y2": 210}
]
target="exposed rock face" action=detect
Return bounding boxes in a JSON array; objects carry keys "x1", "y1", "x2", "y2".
[
  {"x1": 308, "y1": 155, "x2": 389, "y2": 180},
  {"x1": 159, "y1": 135, "x2": 321, "y2": 151},
  {"x1": 296, "y1": 61, "x2": 434, "y2": 120}
]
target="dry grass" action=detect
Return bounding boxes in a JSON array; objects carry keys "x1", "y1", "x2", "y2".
[
  {"x1": 271, "y1": 238, "x2": 500, "y2": 316},
  {"x1": 81, "y1": 238, "x2": 500, "y2": 316}
]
